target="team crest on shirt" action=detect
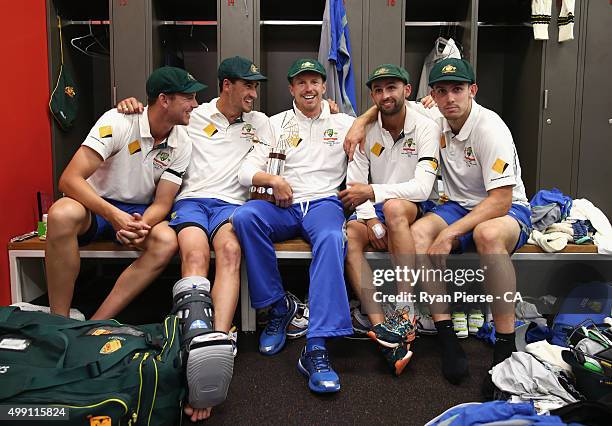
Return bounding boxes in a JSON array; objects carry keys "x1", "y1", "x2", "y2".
[
  {"x1": 323, "y1": 128, "x2": 340, "y2": 146},
  {"x1": 153, "y1": 149, "x2": 172, "y2": 169},
  {"x1": 401, "y1": 138, "x2": 417, "y2": 156},
  {"x1": 463, "y1": 146, "x2": 477, "y2": 167},
  {"x1": 241, "y1": 123, "x2": 256, "y2": 142}
]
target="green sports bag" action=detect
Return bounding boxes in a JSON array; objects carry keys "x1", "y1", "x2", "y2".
[{"x1": 0, "y1": 306, "x2": 184, "y2": 426}]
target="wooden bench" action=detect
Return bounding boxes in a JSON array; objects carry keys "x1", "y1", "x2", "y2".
[{"x1": 7, "y1": 239, "x2": 601, "y2": 331}]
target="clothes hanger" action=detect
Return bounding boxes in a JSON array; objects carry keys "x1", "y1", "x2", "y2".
[
  {"x1": 189, "y1": 25, "x2": 209, "y2": 52},
  {"x1": 70, "y1": 22, "x2": 109, "y2": 58}
]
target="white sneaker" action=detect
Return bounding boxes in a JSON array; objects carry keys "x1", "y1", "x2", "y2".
[
  {"x1": 286, "y1": 292, "x2": 308, "y2": 339},
  {"x1": 468, "y1": 309, "x2": 485, "y2": 335},
  {"x1": 11, "y1": 302, "x2": 85, "y2": 321},
  {"x1": 228, "y1": 326, "x2": 238, "y2": 356},
  {"x1": 452, "y1": 311, "x2": 468, "y2": 339}
]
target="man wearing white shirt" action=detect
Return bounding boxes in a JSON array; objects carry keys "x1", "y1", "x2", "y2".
[
  {"x1": 342, "y1": 58, "x2": 532, "y2": 393},
  {"x1": 46, "y1": 66, "x2": 201, "y2": 321},
  {"x1": 117, "y1": 56, "x2": 272, "y2": 421},
  {"x1": 166, "y1": 56, "x2": 271, "y2": 421},
  {"x1": 338, "y1": 64, "x2": 440, "y2": 376},
  {"x1": 410, "y1": 58, "x2": 531, "y2": 389},
  {"x1": 231, "y1": 59, "x2": 354, "y2": 394}
]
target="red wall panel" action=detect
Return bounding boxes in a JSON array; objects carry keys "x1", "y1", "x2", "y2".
[{"x1": 0, "y1": 1, "x2": 53, "y2": 305}]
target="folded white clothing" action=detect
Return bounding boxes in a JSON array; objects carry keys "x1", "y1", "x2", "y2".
[{"x1": 10, "y1": 302, "x2": 85, "y2": 321}]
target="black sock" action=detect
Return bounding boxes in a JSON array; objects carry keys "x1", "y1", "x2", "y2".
[
  {"x1": 435, "y1": 320, "x2": 469, "y2": 384},
  {"x1": 482, "y1": 331, "x2": 516, "y2": 400},
  {"x1": 493, "y1": 332, "x2": 516, "y2": 366}
]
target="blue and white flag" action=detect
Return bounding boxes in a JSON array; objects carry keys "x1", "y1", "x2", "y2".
[{"x1": 318, "y1": 0, "x2": 358, "y2": 116}]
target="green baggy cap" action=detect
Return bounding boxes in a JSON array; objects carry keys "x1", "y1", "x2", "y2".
[
  {"x1": 287, "y1": 58, "x2": 327, "y2": 82},
  {"x1": 218, "y1": 56, "x2": 267, "y2": 82},
  {"x1": 428, "y1": 58, "x2": 475, "y2": 86},
  {"x1": 49, "y1": 64, "x2": 78, "y2": 131},
  {"x1": 366, "y1": 64, "x2": 410, "y2": 88},
  {"x1": 146, "y1": 66, "x2": 207, "y2": 98}
]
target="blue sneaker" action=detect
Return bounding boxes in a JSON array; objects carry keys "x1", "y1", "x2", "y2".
[
  {"x1": 259, "y1": 294, "x2": 298, "y2": 355},
  {"x1": 297, "y1": 346, "x2": 340, "y2": 393}
]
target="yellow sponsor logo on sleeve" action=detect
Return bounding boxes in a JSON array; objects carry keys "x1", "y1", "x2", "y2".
[
  {"x1": 370, "y1": 143, "x2": 385, "y2": 157},
  {"x1": 203, "y1": 123, "x2": 218, "y2": 137},
  {"x1": 128, "y1": 140, "x2": 141, "y2": 155},
  {"x1": 492, "y1": 158, "x2": 509, "y2": 174},
  {"x1": 99, "y1": 126, "x2": 112, "y2": 138},
  {"x1": 430, "y1": 160, "x2": 438, "y2": 171}
]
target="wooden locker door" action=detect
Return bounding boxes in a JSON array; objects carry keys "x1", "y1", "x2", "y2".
[
  {"x1": 576, "y1": 0, "x2": 612, "y2": 217},
  {"x1": 110, "y1": 0, "x2": 149, "y2": 104}
]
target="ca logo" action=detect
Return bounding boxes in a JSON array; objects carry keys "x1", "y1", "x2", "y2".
[{"x1": 0, "y1": 366, "x2": 10, "y2": 373}]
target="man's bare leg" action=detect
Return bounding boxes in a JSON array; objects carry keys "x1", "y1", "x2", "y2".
[
  {"x1": 175, "y1": 226, "x2": 214, "y2": 421},
  {"x1": 412, "y1": 213, "x2": 468, "y2": 384},
  {"x1": 474, "y1": 216, "x2": 521, "y2": 362},
  {"x1": 91, "y1": 222, "x2": 178, "y2": 320},
  {"x1": 46, "y1": 198, "x2": 92, "y2": 317},
  {"x1": 210, "y1": 223, "x2": 241, "y2": 333},
  {"x1": 383, "y1": 199, "x2": 418, "y2": 304},
  {"x1": 178, "y1": 227, "x2": 211, "y2": 278},
  {"x1": 177, "y1": 225, "x2": 239, "y2": 422},
  {"x1": 345, "y1": 221, "x2": 384, "y2": 326}
]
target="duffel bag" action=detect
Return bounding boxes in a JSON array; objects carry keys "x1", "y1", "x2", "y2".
[{"x1": 0, "y1": 306, "x2": 184, "y2": 425}]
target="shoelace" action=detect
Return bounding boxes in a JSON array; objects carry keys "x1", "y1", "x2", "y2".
[
  {"x1": 265, "y1": 314, "x2": 286, "y2": 335},
  {"x1": 386, "y1": 309, "x2": 415, "y2": 335},
  {"x1": 308, "y1": 349, "x2": 331, "y2": 372}
]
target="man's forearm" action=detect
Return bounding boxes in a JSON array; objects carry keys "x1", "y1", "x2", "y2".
[
  {"x1": 142, "y1": 202, "x2": 173, "y2": 227},
  {"x1": 252, "y1": 171, "x2": 279, "y2": 187},
  {"x1": 357, "y1": 105, "x2": 378, "y2": 126}
]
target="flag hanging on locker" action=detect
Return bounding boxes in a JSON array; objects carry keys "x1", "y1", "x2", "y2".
[{"x1": 318, "y1": 0, "x2": 358, "y2": 116}]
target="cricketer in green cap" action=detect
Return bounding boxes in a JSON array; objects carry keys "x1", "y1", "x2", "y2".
[
  {"x1": 218, "y1": 56, "x2": 267, "y2": 82},
  {"x1": 146, "y1": 66, "x2": 207, "y2": 99},
  {"x1": 287, "y1": 58, "x2": 328, "y2": 118},
  {"x1": 365, "y1": 63, "x2": 412, "y2": 117},
  {"x1": 365, "y1": 64, "x2": 410, "y2": 89},
  {"x1": 429, "y1": 58, "x2": 478, "y2": 124},
  {"x1": 428, "y1": 58, "x2": 475, "y2": 86},
  {"x1": 287, "y1": 58, "x2": 327, "y2": 82}
]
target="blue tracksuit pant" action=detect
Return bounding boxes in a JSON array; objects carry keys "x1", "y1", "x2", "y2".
[{"x1": 231, "y1": 196, "x2": 352, "y2": 339}]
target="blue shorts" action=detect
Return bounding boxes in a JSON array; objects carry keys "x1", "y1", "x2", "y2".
[
  {"x1": 168, "y1": 198, "x2": 239, "y2": 241},
  {"x1": 78, "y1": 199, "x2": 148, "y2": 246},
  {"x1": 428, "y1": 200, "x2": 532, "y2": 253},
  {"x1": 347, "y1": 200, "x2": 437, "y2": 223}
]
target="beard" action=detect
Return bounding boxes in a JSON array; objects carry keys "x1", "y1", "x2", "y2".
[{"x1": 378, "y1": 98, "x2": 403, "y2": 116}]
